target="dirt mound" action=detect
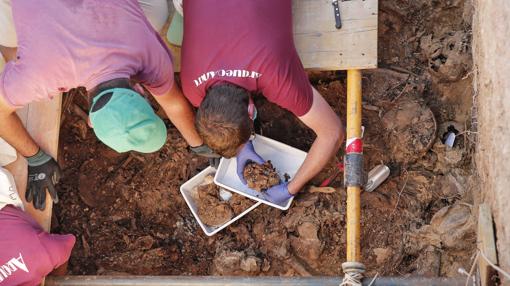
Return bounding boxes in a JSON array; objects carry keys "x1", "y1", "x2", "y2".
[
  {"x1": 191, "y1": 175, "x2": 253, "y2": 227},
  {"x1": 381, "y1": 97, "x2": 437, "y2": 164}
]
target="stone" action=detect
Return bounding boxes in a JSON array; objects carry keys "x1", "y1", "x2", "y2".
[
  {"x1": 373, "y1": 248, "x2": 392, "y2": 264},
  {"x1": 291, "y1": 222, "x2": 323, "y2": 261}
]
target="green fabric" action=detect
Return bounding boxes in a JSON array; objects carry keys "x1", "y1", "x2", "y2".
[
  {"x1": 89, "y1": 88, "x2": 167, "y2": 153},
  {"x1": 167, "y1": 12, "x2": 183, "y2": 46},
  {"x1": 26, "y1": 149, "x2": 51, "y2": 167}
]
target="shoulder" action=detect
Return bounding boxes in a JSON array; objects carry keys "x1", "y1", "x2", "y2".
[{"x1": 1, "y1": 61, "x2": 45, "y2": 107}]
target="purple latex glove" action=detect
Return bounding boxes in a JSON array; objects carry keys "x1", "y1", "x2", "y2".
[
  {"x1": 264, "y1": 182, "x2": 294, "y2": 206},
  {"x1": 236, "y1": 141, "x2": 264, "y2": 184}
]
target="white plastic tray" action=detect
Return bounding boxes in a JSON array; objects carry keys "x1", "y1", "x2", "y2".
[
  {"x1": 214, "y1": 135, "x2": 308, "y2": 210},
  {"x1": 180, "y1": 167, "x2": 261, "y2": 236}
]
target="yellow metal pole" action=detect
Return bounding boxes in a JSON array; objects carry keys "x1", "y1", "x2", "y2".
[{"x1": 345, "y1": 69, "x2": 362, "y2": 263}]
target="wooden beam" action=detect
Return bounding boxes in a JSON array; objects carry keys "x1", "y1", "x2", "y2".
[
  {"x1": 4, "y1": 96, "x2": 62, "y2": 231},
  {"x1": 478, "y1": 203, "x2": 498, "y2": 286}
]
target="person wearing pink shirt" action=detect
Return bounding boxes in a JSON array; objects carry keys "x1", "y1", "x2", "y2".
[
  {"x1": 0, "y1": 167, "x2": 76, "y2": 286},
  {"x1": 0, "y1": 0, "x2": 212, "y2": 211}
]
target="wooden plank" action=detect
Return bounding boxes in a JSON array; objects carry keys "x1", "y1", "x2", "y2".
[
  {"x1": 4, "y1": 96, "x2": 62, "y2": 232},
  {"x1": 293, "y1": 0, "x2": 378, "y2": 70},
  {"x1": 160, "y1": 12, "x2": 182, "y2": 73},
  {"x1": 478, "y1": 203, "x2": 498, "y2": 286}
]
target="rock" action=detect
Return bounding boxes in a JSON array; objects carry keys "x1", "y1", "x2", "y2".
[
  {"x1": 291, "y1": 222, "x2": 323, "y2": 261},
  {"x1": 407, "y1": 203, "x2": 475, "y2": 253},
  {"x1": 373, "y1": 248, "x2": 392, "y2": 264},
  {"x1": 262, "y1": 259, "x2": 271, "y2": 272},
  {"x1": 430, "y1": 204, "x2": 475, "y2": 249},
  {"x1": 212, "y1": 250, "x2": 244, "y2": 275},
  {"x1": 436, "y1": 171, "x2": 467, "y2": 198},
  {"x1": 267, "y1": 231, "x2": 290, "y2": 259},
  {"x1": 240, "y1": 256, "x2": 261, "y2": 273},
  {"x1": 420, "y1": 31, "x2": 472, "y2": 82},
  {"x1": 212, "y1": 250, "x2": 261, "y2": 275},
  {"x1": 432, "y1": 141, "x2": 466, "y2": 172}
]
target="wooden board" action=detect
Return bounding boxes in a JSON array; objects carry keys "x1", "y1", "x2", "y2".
[
  {"x1": 4, "y1": 96, "x2": 62, "y2": 231},
  {"x1": 293, "y1": 0, "x2": 378, "y2": 70},
  {"x1": 160, "y1": 13, "x2": 182, "y2": 73},
  {"x1": 478, "y1": 203, "x2": 498, "y2": 286},
  {"x1": 165, "y1": 0, "x2": 378, "y2": 72}
]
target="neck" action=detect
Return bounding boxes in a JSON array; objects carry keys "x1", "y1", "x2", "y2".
[{"x1": 88, "y1": 78, "x2": 131, "y2": 106}]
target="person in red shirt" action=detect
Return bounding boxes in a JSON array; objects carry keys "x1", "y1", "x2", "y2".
[{"x1": 181, "y1": 0, "x2": 344, "y2": 206}]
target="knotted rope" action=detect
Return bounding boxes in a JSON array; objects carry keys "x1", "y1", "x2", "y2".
[{"x1": 340, "y1": 262, "x2": 366, "y2": 286}]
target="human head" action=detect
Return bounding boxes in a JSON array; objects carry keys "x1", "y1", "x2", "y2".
[
  {"x1": 196, "y1": 83, "x2": 252, "y2": 158},
  {"x1": 89, "y1": 88, "x2": 167, "y2": 153}
]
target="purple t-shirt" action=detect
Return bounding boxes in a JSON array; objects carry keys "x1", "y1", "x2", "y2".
[
  {"x1": 181, "y1": 0, "x2": 313, "y2": 117},
  {"x1": 0, "y1": 0, "x2": 174, "y2": 108}
]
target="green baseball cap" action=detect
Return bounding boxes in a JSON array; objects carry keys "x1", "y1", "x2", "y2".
[{"x1": 89, "y1": 88, "x2": 167, "y2": 153}]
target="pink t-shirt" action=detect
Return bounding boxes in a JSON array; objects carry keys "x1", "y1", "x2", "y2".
[
  {"x1": 181, "y1": 0, "x2": 313, "y2": 117},
  {"x1": 0, "y1": 206, "x2": 75, "y2": 286},
  {"x1": 0, "y1": 0, "x2": 174, "y2": 107}
]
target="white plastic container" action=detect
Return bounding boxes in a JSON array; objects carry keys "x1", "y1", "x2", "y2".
[
  {"x1": 0, "y1": 138, "x2": 17, "y2": 166},
  {"x1": 180, "y1": 167, "x2": 261, "y2": 236},
  {"x1": 214, "y1": 135, "x2": 308, "y2": 210},
  {"x1": 0, "y1": 167, "x2": 24, "y2": 210}
]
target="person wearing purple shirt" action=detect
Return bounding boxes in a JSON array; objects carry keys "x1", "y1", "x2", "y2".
[{"x1": 0, "y1": 0, "x2": 213, "y2": 211}]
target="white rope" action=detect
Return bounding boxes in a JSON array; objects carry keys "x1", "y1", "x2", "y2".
[
  {"x1": 340, "y1": 271, "x2": 363, "y2": 286},
  {"x1": 480, "y1": 249, "x2": 510, "y2": 280},
  {"x1": 367, "y1": 272, "x2": 379, "y2": 286},
  {"x1": 463, "y1": 251, "x2": 479, "y2": 286},
  {"x1": 340, "y1": 262, "x2": 366, "y2": 286}
]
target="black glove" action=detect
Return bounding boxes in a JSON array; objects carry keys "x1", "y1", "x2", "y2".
[
  {"x1": 190, "y1": 144, "x2": 221, "y2": 169},
  {"x1": 26, "y1": 149, "x2": 61, "y2": 210}
]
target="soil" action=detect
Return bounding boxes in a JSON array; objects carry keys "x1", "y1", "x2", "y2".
[
  {"x1": 243, "y1": 161, "x2": 281, "y2": 192},
  {"x1": 191, "y1": 175, "x2": 252, "y2": 227},
  {"x1": 52, "y1": 0, "x2": 477, "y2": 279}
]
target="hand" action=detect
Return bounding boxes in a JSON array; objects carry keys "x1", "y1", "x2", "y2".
[
  {"x1": 236, "y1": 141, "x2": 264, "y2": 184},
  {"x1": 26, "y1": 149, "x2": 61, "y2": 210},
  {"x1": 264, "y1": 182, "x2": 293, "y2": 206},
  {"x1": 190, "y1": 144, "x2": 221, "y2": 168}
]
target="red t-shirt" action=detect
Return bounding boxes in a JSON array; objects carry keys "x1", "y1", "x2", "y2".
[{"x1": 181, "y1": 0, "x2": 313, "y2": 117}]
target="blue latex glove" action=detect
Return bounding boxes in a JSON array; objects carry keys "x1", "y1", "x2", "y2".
[
  {"x1": 236, "y1": 141, "x2": 264, "y2": 184},
  {"x1": 264, "y1": 182, "x2": 293, "y2": 206}
]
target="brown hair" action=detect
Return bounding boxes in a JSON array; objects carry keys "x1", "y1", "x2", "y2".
[{"x1": 196, "y1": 83, "x2": 252, "y2": 158}]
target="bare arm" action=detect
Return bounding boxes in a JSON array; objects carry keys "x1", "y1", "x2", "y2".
[
  {"x1": 287, "y1": 87, "x2": 345, "y2": 194},
  {"x1": 153, "y1": 83, "x2": 203, "y2": 147},
  {"x1": 0, "y1": 95, "x2": 39, "y2": 157},
  {"x1": 0, "y1": 47, "x2": 38, "y2": 156},
  {"x1": 0, "y1": 46, "x2": 17, "y2": 62}
]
